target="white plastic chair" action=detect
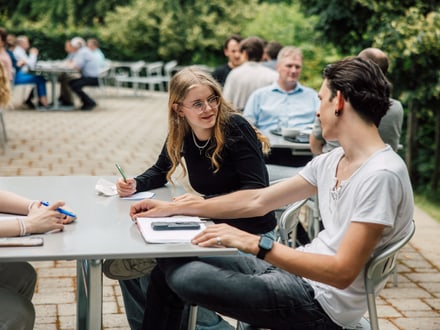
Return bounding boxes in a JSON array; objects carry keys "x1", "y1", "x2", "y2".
[
  {"x1": 361, "y1": 220, "x2": 415, "y2": 330},
  {"x1": 97, "y1": 60, "x2": 113, "y2": 95},
  {"x1": 133, "y1": 60, "x2": 177, "y2": 91},
  {"x1": 113, "y1": 60, "x2": 146, "y2": 95},
  {"x1": 276, "y1": 199, "x2": 307, "y2": 246}
]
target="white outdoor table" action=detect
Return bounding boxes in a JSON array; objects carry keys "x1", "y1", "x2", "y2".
[
  {"x1": 32, "y1": 61, "x2": 77, "y2": 111},
  {"x1": 0, "y1": 176, "x2": 236, "y2": 330},
  {"x1": 263, "y1": 129, "x2": 312, "y2": 156}
]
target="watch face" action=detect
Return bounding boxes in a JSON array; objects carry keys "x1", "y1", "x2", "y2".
[
  {"x1": 257, "y1": 236, "x2": 274, "y2": 260},
  {"x1": 259, "y1": 236, "x2": 274, "y2": 250}
]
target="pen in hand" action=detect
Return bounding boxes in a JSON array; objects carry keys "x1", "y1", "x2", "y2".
[
  {"x1": 115, "y1": 163, "x2": 127, "y2": 183},
  {"x1": 41, "y1": 201, "x2": 77, "y2": 218}
]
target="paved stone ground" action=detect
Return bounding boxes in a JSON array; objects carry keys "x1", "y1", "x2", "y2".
[{"x1": 1, "y1": 87, "x2": 439, "y2": 329}]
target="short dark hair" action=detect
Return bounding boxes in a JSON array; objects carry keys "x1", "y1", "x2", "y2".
[
  {"x1": 224, "y1": 34, "x2": 242, "y2": 50},
  {"x1": 265, "y1": 41, "x2": 283, "y2": 60},
  {"x1": 239, "y1": 36, "x2": 265, "y2": 62},
  {"x1": 322, "y1": 57, "x2": 391, "y2": 127}
]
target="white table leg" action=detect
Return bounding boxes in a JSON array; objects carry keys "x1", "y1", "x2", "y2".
[{"x1": 76, "y1": 259, "x2": 103, "y2": 330}]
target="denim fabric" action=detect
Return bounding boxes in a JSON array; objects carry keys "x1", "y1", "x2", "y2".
[
  {"x1": 14, "y1": 71, "x2": 47, "y2": 97},
  {"x1": 144, "y1": 256, "x2": 342, "y2": 330},
  {"x1": 122, "y1": 231, "x2": 276, "y2": 329},
  {"x1": 120, "y1": 275, "x2": 233, "y2": 330},
  {"x1": 119, "y1": 277, "x2": 149, "y2": 330}
]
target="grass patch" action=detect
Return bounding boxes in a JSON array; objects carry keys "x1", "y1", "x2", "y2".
[{"x1": 415, "y1": 194, "x2": 440, "y2": 224}]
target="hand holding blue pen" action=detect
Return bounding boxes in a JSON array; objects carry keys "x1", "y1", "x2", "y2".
[{"x1": 41, "y1": 201, "x2": 77, "y2": 218}]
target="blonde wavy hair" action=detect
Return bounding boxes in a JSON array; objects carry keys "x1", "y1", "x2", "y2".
[
  {"x1": 0, "y1": 61, "x2": 11, "y2": 106},
  {"x1": 166, "y1": 66, "x2": 270, "y2": 183}
]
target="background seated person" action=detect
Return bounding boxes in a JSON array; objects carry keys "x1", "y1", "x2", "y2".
[
  {"x1": 65, "y1": 37, "x2": 101, "y2": 110},
  {"x1": 58, "y1": 37, "x2": 85, "y2": 107},
  {"x1": 244, "y1": 46, "x2": 319, "y2": 167},
  {"x1": 12, "y1": 35, "x2": 50, "y2": 109},
  {"x1": 262, "y1": 40, "x2": 283, "y2": 71},
  {"x1": 128, "y1": 57, "x2": 414, "y2": 330},
  {"x1": 223, "y1": 36, "x2": 278, "y2": 111},
  {"x1": 86, "y1": 38, "x2": 105, "y2": 68}
]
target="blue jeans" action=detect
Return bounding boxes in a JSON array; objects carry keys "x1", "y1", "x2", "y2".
[
  {"x1": 120, "y1": 231, "x2": 276, "y2": 330},
  {"x1": 143, "y1": 255, "x2": 342, "y2": 330},
  {"x1": 14, "y1": 71, "x2": 47, "y2": 97}
]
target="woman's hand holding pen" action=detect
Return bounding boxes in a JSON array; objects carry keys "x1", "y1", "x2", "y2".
[
  {"x1": 116, "y1": 178, "x2": 137, "y2": 197},
  {"x1": 26, "y1": 201, "x2": 70, "y2": 234}
]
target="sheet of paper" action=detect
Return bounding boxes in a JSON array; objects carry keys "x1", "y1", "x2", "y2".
[
  {"x1": 136, "y1": 216, "x2": 204, "y2": 243},
  {"x1": 121, "y1": 191, "x2": 155, "y2": 200}
]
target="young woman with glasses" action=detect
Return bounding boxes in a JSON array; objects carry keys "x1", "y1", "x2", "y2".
[{"x1": 104, "y1": 66, "x2": 277, "y2": 330}]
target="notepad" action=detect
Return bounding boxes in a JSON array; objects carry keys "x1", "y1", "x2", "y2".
[
  {"x1": 121, "y1": 191, "x2": 155, "y2": 200},
  {"x1": 136, "y1": 216, "x2": 205, "y2": 243}
]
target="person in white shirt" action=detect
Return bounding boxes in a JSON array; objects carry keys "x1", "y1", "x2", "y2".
[
  {"x1": 12, "y1": 35, "x2": 50, "y2": 108},
  {"x1": 127, "y1": 57, "x2": 414, "y2": 329},
  {"x1": 223, "y1": 36, "x2": 278, "y2": 111},
  {"x1": 86, "y1": 38, "x2": 105, "y2": 68}
]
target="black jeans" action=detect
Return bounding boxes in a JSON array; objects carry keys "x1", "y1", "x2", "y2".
[
  {"x1": 69, "y1": 76, "x2": 99, "y2": 106},
  {"x1": 142, "y1": 256, "x2": 342, "y2": 330}
]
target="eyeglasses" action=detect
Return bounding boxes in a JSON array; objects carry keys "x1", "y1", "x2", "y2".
[{"x1": 180, "y1": 95, "x2": 220, "y2": 114}]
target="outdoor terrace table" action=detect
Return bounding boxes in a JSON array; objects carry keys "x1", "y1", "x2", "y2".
[
  {"x1": 263, "y1": 129, "x2": 312, "y2": 156},
  {"x1": 0, "y1": 176, "x2": 237, "y2": 330},
  {"x1": 32, "y1": 61, "x2": 78, "y2": 111}
]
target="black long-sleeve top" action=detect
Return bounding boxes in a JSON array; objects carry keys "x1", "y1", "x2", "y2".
[{"x1": 135, "y1": 114, "x2": 276, "y2": 234}]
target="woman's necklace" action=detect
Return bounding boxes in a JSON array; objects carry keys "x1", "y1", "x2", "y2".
[{"x1": 192, "y1": 130, "x2": 211, "y2": 155}]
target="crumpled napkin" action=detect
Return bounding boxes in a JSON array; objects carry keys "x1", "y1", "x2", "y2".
[{"x1": 95, "y1": 178, "x2": 118, "y2": 196}]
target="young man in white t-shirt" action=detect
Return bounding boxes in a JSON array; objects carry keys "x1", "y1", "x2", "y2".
[{"x1": 129, "y1": 57, "x2": 414, "y2": 329}]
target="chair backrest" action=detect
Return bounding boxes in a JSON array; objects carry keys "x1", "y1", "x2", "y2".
[
  {"x1": 364, "y1": 219, "x2": 415, "y2": 330},
  {"x1": 129, "y1": 60, "x2": 146, "y2": 77},
  {"x1": 145, "y1": 61, "x2": 164, "y2": 76},
  {"x1": 163, "y1": 60, "x2": 178, "y2": 78},
  {"x1": 277, "y1": 199, "x2": 307, "y2": 246}
]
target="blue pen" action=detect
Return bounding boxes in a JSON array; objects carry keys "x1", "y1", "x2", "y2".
[{"x1": 41, "y1": 201, "x2": 77, "y2": 218}]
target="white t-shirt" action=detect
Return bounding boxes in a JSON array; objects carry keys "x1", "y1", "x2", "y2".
[{"x1": 298, "y1": 146, "x2": 414, "y2": 327}]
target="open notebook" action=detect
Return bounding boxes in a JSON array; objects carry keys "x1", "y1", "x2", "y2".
[{"x1": 136, "y1": 216, "x2": 207, "y2": 243}]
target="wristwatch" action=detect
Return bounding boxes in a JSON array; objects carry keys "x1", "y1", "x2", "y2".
[{"x1": 256, "y1": 236, "x2": 274, "y2": 260}]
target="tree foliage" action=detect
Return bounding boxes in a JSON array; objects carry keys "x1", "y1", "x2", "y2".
[
  {"x1": 241, "y1": 2, "x2": 341, "y2": 89},
  {"x1": 299, "y1": 0, "x2": 440, "y2": 197},
  {"x1": 8, "y1": 0, "x2": 128, "y2": 27},
  {"x1": 100, "y1": 0, "x2": 257, "y2": 64}
]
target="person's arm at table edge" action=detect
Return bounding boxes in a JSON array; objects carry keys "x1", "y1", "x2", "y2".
[
  {"x1": 130, "y1": 175, "x2": 315, "y2": 220},
  {"x1": 0, "y1": 191, "x2": 34, "y2": 215}
]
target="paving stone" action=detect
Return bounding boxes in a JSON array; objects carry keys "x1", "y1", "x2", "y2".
[{"x1": 394, "y1": 317, "x2": 440, "y2": 329}]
